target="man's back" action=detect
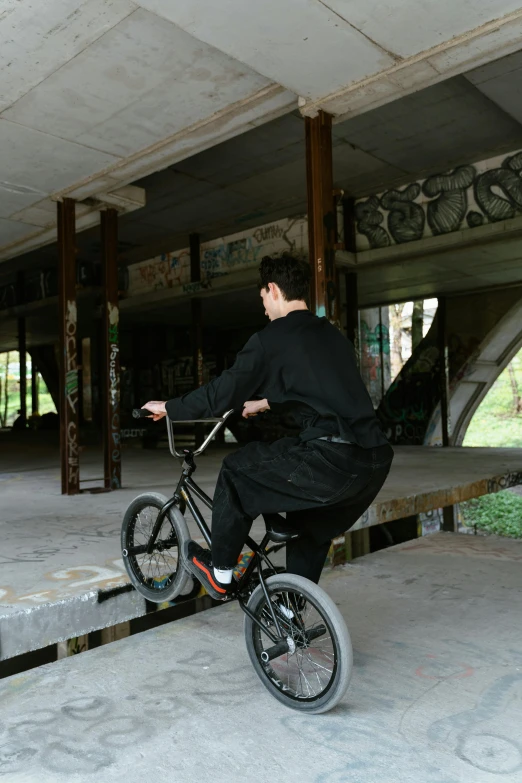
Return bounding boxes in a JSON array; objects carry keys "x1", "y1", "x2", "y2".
[{"x1": 258, "y1": 310, "x2": 388, "y2": 447}]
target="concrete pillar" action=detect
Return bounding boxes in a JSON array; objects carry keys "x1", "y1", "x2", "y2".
[
  {"x1": 101, "y1": 208, "x2": 121, "y2": 490},
  {"x1": 57, "y1": 198, "x2": 80, "y2": 495},
  {"x1": 360, "y1": 307, "x2": 391, "y2": 408},
  {"x1": 305, "y1": 110, "x2": 340, "y2": 325}
]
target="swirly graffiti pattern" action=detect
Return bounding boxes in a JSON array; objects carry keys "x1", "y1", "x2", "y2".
[{"x1": 356, "y1": 149, "x2": 522, "y2": 249}]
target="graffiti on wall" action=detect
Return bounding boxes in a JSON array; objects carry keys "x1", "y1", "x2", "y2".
[
  {"x1": 130, "y1": 249, "x2": 191, "y2": 294},
  {"x1": 107, "y1": 303, "x2": 121, "y2": 490},
  {"x1": 360, "y1": 315, "x2": 391, "y2": 408},
  {"x1": 377, "y1": 331, "x2": 441, "y2": 446},
  {"x1": 64, "y1": 300, "x2": 79, "y2": 490},
  {"x1": 356, "y1": 150, "x2": 522, "y2": 250},
  {"x1": 127, "y1": 217, "x2": 307, "y2": 298}
]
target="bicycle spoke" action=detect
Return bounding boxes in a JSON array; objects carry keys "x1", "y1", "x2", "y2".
[
  {"x1": 253, "y1": 587, "x2": 338, "y2": 702},
  {"x1": 127, "y1": 505, "x2": 181, "y2": 593}
]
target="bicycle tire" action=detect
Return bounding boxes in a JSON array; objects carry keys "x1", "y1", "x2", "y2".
[
  {"x1": 244, "y1": 573, "x2": 352, "y2": 714},
  {"x1": 121, "y1": 492, "x2": 191, "y2": 603}
]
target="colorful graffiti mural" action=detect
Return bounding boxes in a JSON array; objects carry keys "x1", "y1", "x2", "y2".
[
  {"x1": 360, "y1": 309, "x2": 391, "y2": 408},
  {"x1": 127, "y1": 217, "x2": 307, "y2": 297}
]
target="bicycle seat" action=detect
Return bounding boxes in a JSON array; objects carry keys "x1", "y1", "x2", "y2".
[{"x1": 266, "y1": 519, "x2": 301, "y2": 543}]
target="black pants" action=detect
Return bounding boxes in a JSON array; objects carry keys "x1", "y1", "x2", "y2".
[{"x1": 211, "y1": 437, "x2": 394, "y2": 583}]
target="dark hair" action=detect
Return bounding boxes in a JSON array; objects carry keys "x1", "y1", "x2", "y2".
[{"x1": 258, "y1": 254, "x2": 311, "y2": 302}]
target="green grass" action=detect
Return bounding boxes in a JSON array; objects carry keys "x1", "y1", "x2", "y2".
[
  {"x1": 464, "y1": 351, "x2": 522, "y2": 448},
  {"x1": 460, "y1": 490, "x2": 522, "y2": 539},
  {"x1": 461, "y1": 350, "x2": 522, "y2": 538},
  {"x1": 0, "y1": 351, "x2": 56, "y2": 426}
]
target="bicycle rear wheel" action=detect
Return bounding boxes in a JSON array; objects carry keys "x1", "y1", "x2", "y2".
[
  {"x1": 121, "y1": 492, "x2": 191, "y2": 603},
  {"x1": 244, "y1": 573, "x2": 352, "y2": 714}
]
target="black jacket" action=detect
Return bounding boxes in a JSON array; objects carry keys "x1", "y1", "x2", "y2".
[{"x1": 165, "y1": 310, "x2": 388, "y2": 448}]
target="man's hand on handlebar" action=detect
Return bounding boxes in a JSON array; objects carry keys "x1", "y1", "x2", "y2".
[
  {"x1": 242, "y1": 399, "x2": 270, "y2": 418},
  {"x1": 142, "y1": 401, "x2": 167, "y2": 422},
  {"x1": 139, "y1": 399, "x2": 267, "y2": 422}
]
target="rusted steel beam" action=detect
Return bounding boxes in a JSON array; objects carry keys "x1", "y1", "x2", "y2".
[
  {"x1": 31, "y1": 354, "x2": 39, "y2": 415},
  {"x1": 342, "y1": 198, "x2": 359, "y2": 360},
  {"x1": 15, "y1": 272, "x2": 27, "y2": 424},
  {"x1": 101, "y1": 208, "x2": 121, "y2": 490},
  {"x1": 57, "y1": 198, "x2": 80, "y2": 495},
  {"x1": 305, "y1": 110, "x2": 339, "y2": 326},
  {"x1": 190, "y1": 233, "x2": 204, "y2": 390},
  {"x1": 17, "y1": 319, "x2": 26, "y2": 423}
]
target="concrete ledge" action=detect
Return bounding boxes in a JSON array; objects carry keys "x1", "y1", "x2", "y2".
[{"x1": 1, "y1": 443, "x2": 521, "y2": 660}]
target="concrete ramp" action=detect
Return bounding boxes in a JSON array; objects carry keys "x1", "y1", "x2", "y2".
[{"x1": 1, "y1": 532, "x2": 521, "y2": 783}]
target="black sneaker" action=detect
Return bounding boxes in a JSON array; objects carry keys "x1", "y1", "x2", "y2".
[{"x1": 182, "y1": 541, "x2": 233, "y2": 601}]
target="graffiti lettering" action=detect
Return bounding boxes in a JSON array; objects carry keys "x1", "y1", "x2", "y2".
[
  {"x1": 253, "y1": 225, "x2": 284, "y2": 243},
  {"x1": 64, "y1": 300, "x2": 79, "y2": 491},
  {"x1": 120, "y1": 428, "x2": 146, "y2": 439},
  {"x1": 107, "y1": 303, "x2": 120, "y2": 489}
]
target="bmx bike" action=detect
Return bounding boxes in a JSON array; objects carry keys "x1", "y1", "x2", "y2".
[{"x1": 121, "y1": 408, "x2": 353, "y2": 713}]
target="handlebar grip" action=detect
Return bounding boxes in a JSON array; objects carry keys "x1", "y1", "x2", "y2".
[{"x1": 132, "y1": 408, "x2": 153, "y2": 419}]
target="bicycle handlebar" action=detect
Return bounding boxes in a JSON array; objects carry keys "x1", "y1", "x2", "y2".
[
  {"x1": 132, "y1": 408, "x2": 153, "y2": 419},
  {"x1": 132, "y1": 408, "x2": 235, "y2": 459}
]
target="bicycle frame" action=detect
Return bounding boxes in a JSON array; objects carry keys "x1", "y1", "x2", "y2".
[{"x1": 146, "y1": 412, "x2": 290, "y2": 644}]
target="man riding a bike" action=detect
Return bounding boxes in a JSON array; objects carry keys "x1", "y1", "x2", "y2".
[{"x1": 144, "y1": 254, "x2": 393, "y2": 601}]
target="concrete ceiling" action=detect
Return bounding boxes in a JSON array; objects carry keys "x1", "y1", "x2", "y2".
[
  {"x1": 8, "y1": 49, "x2": 522, "y2": 281},
  {"x1": 3, "y1": 0, "x2": 522, "y2": 263}
]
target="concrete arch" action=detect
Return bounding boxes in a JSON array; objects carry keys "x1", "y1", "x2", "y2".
[{"x1": 424, "y1": 297, "x2": 522, "y2": 446}]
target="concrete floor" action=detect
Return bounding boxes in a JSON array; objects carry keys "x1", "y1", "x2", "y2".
[
  {"x1": 1, "y1": 433, "x2": 522, "y2": 659},
  {"x1": 0, "y1": 532, "x2": 521, "y2": 783}
]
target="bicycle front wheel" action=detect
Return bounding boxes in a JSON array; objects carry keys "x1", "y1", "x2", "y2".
[
  {"x1": 244, "y1": 573, "x2": 352, "y2": 714},
  {"x1": 121, "y1": 492, "x2": 191, "y2": 603}
]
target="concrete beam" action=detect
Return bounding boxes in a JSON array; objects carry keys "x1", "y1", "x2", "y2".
[
  {"x1": 0, "y1": 186, "x2": 146, "y2": 263},
  {"x1": 299, "y1": 9, "x2": 522, "y2": 120}
]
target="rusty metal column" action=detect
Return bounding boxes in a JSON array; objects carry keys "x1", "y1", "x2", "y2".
[
  {"x1": 343, "y1": 198, "x2": 359, "y2": 361},
  {"x1": 16, "y1": 272, "x2": 27, "y2": 424},
  {"x1": 58, "y1": 198, "x2": 80, "y2": 494},
  {"x1": 18, "y1": 319, "x2": 27, "y2": 422},
  {"x1": 101, "y1": 208, "x2": 121, "y2": 490},
  {"x1": 190, "y1": 233, "x2": 204, "y2": 446},
  {"x1": 190, "y1": 233, "x2": 204, "y2": 388},
  {"x1": 305, "y1": 110, "x2": 339, "y2": 325},
  {"x1": 31, "y1": 355, "x2": 39, "y2": 415}
]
